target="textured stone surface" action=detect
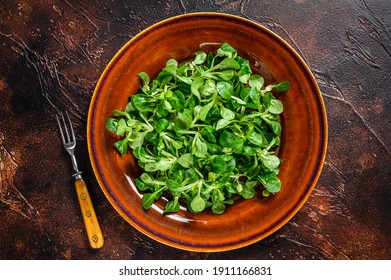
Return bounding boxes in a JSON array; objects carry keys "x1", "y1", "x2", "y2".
[{"x1": 0, "y1": 0, "x2": 390, "y2": 259}]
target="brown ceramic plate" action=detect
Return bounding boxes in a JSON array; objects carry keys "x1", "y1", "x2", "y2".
[{"x1": 87, "y1": 12, "x2": 327, "y2": 252}]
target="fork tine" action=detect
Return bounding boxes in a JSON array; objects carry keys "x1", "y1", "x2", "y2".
[
  {"x1": 56, "y1": 113, "x2": 66, "y2": 144},
  {"x1": 65, "y1": 111, "x2": 75, "y2": 143},
  {"x1": 60, "y1": 112, "x2": 71, "y2": 143}
]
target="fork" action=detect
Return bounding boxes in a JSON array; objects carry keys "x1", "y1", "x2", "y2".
[{"x1": 56, "y1": 111, "x2": 104, "y2": 249}]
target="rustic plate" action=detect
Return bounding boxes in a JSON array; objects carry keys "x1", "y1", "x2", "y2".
[{"x1": 87, "y1": 12, "x2": 327, "y2": 252}]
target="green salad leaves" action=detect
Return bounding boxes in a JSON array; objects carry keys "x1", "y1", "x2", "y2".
[{"x1": 106, "y1": 43, "x2": 290, "y2": 214}]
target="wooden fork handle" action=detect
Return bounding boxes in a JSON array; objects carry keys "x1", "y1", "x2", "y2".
[{"x1": 75, "y1": 178, "x2": 104, "y2": 249}]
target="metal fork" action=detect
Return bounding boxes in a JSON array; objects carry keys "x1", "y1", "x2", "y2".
[{"x1": 56, "y1": 111, "x2": 104, "y2": 249}]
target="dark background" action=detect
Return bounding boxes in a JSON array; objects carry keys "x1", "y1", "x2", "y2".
[{"x1": 0, "y1": 0, "x2": 390, "y2": 259}]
